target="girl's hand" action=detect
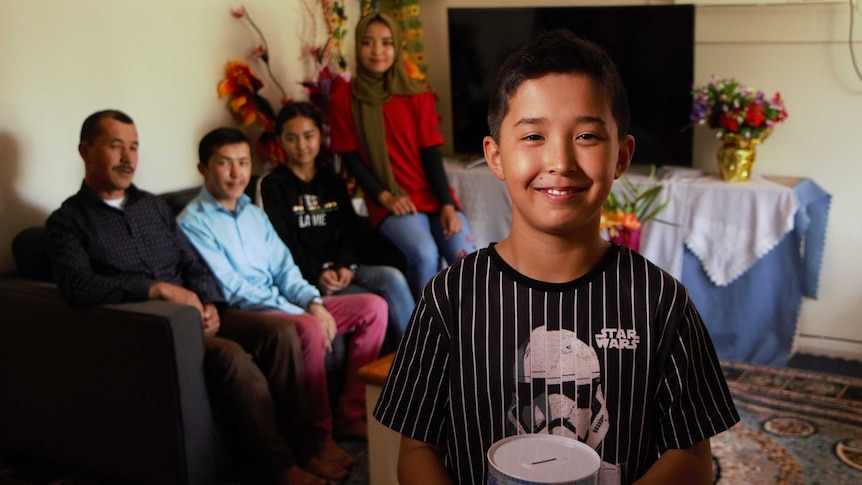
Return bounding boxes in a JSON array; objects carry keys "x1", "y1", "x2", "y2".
[
  {"x1": 318, "y1": 269, "x2": 344, "y2": 295},
  {"x1": 334, "y1": 267, "x2": 355, "y2": 286},
  {"x1": 440, "y1": 205, "x2": 463, "y2": 238},
  {"x1": 380, "y1": 191, "x2": 417, "y2": 216}
]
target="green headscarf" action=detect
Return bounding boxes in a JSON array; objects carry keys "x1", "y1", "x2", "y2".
[{"x1": 351, "y1": 12, "x2": 426, "y2": 197}]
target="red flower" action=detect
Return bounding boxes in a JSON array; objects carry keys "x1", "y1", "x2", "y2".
[
  {"x1": 227, "y1": 93, "x2": 259, "y2": 126},
  {"x1": 217, "y1": 61, "x2": 264, "y2": 98},
  {"x1": 621, "y1": 212, "x2": 643, "y2": 230},
  {"x1": 217, "y1": 62, "x2": 277, "y2": 129},
  {"x1": 774, "y1": 92, "x2": 783, "y2": 105},
  {"x1": 302, "y1": 64, "x2": 350, "y2": 116},
  {"x1": 771, "y1": 93, "x2": 788, "y2": 122},
  {"x1": 745, "y1": 103, "x2": 766, "y2": 127},
  {"x1": 258, "y1": 132, "x2": 287, "y2": 169},
  {"x1": 719, "y1": 112, "x2": 739, "y2": 132}
]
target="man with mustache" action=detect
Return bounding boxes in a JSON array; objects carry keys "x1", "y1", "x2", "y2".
[
  {"x1": 44, "y1": 110, "x2": 330, "y2": 484},
  {"x1": 44, "y1": 110, "x2": 212, "y2": 310}
]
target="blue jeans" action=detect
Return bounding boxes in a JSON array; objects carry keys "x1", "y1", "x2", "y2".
[
  {"x1": 337, "y1": 264, "x2": 415, "y2": 353},
  {"x1": 379, "y1": 211, "x2": 477, "y2": 297}
]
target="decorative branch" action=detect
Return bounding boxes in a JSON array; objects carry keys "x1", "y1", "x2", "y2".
[{"x1": 231, "y1": 6, "x2": 289, "y2": 103}]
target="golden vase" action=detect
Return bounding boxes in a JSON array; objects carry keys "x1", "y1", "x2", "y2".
[{"x1": 716, "y1": 128, "x2": 771, "y2": 183}]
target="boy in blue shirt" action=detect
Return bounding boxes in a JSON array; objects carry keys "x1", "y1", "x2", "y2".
[{"x1": 178, "y1": 127, "x2": 387, "y2": 482}]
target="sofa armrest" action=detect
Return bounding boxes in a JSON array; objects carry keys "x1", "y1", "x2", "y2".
[{"x1": 0, "y1": 277, "x2": 231, "y2": 485}]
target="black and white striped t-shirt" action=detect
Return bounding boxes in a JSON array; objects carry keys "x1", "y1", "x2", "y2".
[{"x1": 374, "y1": 244, "x2": 739, "y2": 485}]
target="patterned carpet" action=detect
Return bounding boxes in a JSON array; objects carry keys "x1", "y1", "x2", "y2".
[
  {"x1": 2, "y1": 359, "x2": 861, "y2": 484},
  {"x1": 714, "y1": 361, "x2": 862, "y2": 484}
]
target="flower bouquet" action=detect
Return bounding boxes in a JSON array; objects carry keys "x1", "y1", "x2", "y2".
[
  {"x1": 690, "y1": 77, "x2": 787, "y2": 141},
  {"x1": 690, "y1": 77, "x2": 788, "y2": 182},
  {"x1": 600, "y1": 167, "x2": 670, "y2": 252}
]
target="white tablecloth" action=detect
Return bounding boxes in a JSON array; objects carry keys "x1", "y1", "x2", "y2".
[{"x1": 630, "y1": 170, "x2": 799, "y2": 286}]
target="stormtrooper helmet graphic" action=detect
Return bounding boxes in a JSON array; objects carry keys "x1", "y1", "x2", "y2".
[{"x1": 506, "y1": 326, "x2": 610, "y2": 449}]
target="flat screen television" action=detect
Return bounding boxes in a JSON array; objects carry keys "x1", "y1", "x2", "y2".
[{"x1": 448, "y1": 5, "x2": 695, "y2": 166}]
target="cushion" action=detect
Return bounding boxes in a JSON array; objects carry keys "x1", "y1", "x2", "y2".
[
  {"x1": 160, "y1": 187, "x2": 202, "y2": 216},
  {"x1": 12, "y1": 226, "x2": 53, "y2": 282}
]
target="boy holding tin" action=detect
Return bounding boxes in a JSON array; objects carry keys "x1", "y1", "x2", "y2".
[{"x1": 373, "y1": 30, "x2": 739, "y2": 485}]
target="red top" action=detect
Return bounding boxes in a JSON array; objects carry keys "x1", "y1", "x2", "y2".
[{"x1": 329, "y1": 84, "x2": 458, "y2": 226}]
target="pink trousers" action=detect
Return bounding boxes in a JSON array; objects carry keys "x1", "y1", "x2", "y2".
[{"x1": 266, "y1": 292, "x2": 386, "y2": 440}]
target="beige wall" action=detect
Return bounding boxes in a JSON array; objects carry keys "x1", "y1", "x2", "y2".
[{"x1": 2, "y1": 0, "x2": 860, "y2": 357}]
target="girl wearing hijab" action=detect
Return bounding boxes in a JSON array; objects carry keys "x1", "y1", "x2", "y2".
[{"x1": 328, "y1": 12, "x2": 476, "y2": 298}]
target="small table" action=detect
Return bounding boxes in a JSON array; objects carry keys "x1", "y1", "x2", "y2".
[{"x1": 358, "y1": 353, "x2": 399, "y2": 485}]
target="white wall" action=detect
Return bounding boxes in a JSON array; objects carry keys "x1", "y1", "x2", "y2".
[{"x1": 2, "y1": 0, "x2": 860, "y2": 357}]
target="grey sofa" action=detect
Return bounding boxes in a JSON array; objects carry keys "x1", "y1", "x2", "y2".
[
  {"x1": 0, "y1": 274, "x2": 234, "y2": 485},
  {"x1": 0, "y1": 184, "x2": 353, "y2": 484}
]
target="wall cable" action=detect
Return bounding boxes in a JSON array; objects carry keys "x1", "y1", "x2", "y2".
[{"x1": 850, "y1": 0, "x2": 862, "y2": 82}]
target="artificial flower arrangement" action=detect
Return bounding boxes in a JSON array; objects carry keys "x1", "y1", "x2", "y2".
[
  {"x1": 690, "y1": 77, "x2": 788, "y2": 141},
  {"x1": 219, "y1": 6, "x2": 293, "y2": 166},
  {"x1": 392, "y1": 0, "x2": 427, "y2": 81},
  {"x1": 219, "y1": 4, "x2": 353, "y2": 169},
  {"x1": 600, "y1": 167, "x2": 670, "y2": 251},
  {"x1": 218, "y1": 60, "x2": 290, "y2": 167}
]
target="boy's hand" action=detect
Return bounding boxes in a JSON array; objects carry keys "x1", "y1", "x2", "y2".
[
  {"x1": 307, "y1": 302, "x2": 337, "y2": 353},
  {"x1": 439, "y1": 205, "x2": 462, "y2": 238},
  {"x1": 380, "y1": 191, "x2": 417, "y2": 216}
]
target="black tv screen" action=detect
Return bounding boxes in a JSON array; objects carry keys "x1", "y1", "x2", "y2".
[{"x1": 448, "y1": 5, "x2": 695, "y2": 166}]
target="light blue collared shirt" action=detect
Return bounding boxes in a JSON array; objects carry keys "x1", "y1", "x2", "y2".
[{"x1": 177, "y1": 187, "x2": 320, "y2": 314}]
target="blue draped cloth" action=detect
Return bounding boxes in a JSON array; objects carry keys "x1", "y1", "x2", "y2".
[{"x1": 683, "y1": 178, "x2": 831, "y2": 365}]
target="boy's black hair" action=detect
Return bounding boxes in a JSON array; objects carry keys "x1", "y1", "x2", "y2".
[
  {"x1": 80, "y1": 110, "x2": 134, "y2": 144},
  {"x1": 275, "y1": 101, "x2": 324, "y2": 136},
  {"x1": 487, "y1": 29, "x2": 631, "y2": 142},
  {"x1": 198, "y1": 127, "x2": 251, "y2": 165}
]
